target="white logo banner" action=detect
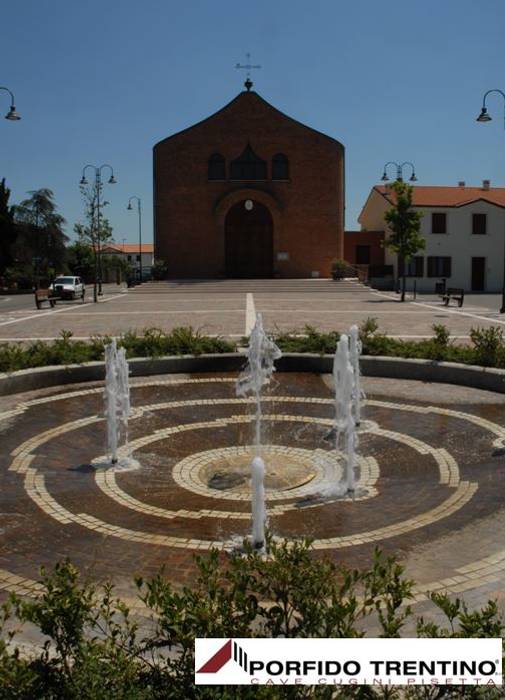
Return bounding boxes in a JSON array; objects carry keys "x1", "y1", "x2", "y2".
[{"x1": 195, "y1": 637, "x2": 502, "y2": 686}]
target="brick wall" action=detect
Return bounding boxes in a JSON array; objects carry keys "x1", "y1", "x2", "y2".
[
  {"x1": 344, "y1": 230, "x2": 385, "y2": 266},
  {"x1": 153, "y1": 90, "x2": 345, "y2": 278}
]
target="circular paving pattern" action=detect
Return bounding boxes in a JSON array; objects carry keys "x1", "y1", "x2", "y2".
[{"x1": 1, "y1": 372, "x2": 505, "y2": 610}]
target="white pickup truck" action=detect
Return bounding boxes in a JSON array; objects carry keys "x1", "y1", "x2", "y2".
[{"x1": 50, "y1": 276, "x2": 85, "y2": 301}]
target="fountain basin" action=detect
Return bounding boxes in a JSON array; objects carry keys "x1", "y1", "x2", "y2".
[
  {"x1": 3, "y1": 353, "x2": 505, "y2": 396},
  {"x1": 0, "y1": 366, "x2": 505, "y2": 615}
]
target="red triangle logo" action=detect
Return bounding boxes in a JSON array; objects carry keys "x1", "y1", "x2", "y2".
[{"x1": 197, "y1": 639, "x2": 232, "y2": 673}]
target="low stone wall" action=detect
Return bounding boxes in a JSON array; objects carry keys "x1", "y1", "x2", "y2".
[{"x1": 1, "y1": 353, "x2": 505, "y2": 396}]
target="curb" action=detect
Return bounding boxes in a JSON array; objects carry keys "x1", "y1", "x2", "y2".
[{"x1": 1, "y1": 354, "x2": 505, "y2": 397}]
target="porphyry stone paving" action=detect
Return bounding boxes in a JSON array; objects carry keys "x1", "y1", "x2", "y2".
[
  {"x1": 0, "y1": 373, "x2": 504, "y2": 619},
  {"x1": 2, "y1": 279, "x2": 505, "y2": 341}
]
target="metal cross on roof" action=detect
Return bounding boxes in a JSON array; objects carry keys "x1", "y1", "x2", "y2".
[{"x1": 235, "y1": 52, "x2": 261, "y2": 91}]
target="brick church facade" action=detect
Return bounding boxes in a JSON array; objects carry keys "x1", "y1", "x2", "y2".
[{"x1": 153, "y1": 85, "x2": 345, "y2": 278}]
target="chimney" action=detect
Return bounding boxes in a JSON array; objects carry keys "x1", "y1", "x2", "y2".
[
  {"x1": 482, "y1": 179, "x2": 491, "y2": 190},
  {"x1": 458, "y1": 181, "x2": 465, "y2": 187}
]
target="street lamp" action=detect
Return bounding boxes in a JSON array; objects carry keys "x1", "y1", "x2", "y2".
[
  {"x1": 476, "y1": 89, "x2": 505, "y2": 312},
  {"x1": 127, "y1": 196, "x2": 142, "y2": 283},
  {"x1": 476, "y1": 89, "x2": 505, "y2": 128},
  {"x1": 381, "y1": 161, "x2": 418, "y2": 183},
  {"x1": 0, "y1": 87, "x2": 21, "y2": 121},
  {"x1": 80, "y1": 164, "x2": 117, "y2": 302}
]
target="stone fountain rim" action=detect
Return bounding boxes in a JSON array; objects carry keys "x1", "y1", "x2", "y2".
[{"x1": 1, "y1": 353, "x2": 505, "y2": 397}]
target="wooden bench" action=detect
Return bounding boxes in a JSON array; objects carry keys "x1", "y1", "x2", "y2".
[
  {"x1": 441, "y1": 287, "x2": 464, "y2": 308},
  {"x1": 34, "y1": 288, "x2": 58, "y2": 309}
]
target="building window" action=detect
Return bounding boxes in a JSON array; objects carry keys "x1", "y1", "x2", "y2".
[
  {"x1": 472, "y1": 213, "x2": 487, "y2": 235},
  {"x1": 272, "y1": 153, "x2": 289, "y2": 180},
  {"x1": 230, "y1": 143, "x2": 267, "y2": 180},
  {"x1": 136, "y1": 255, "x2": 141, "y2": 262},
  {"x1": 127, "y1": 255, "x2": 132, "y2": 262},
  {"x1": 400, "y1": 256, "x2": 424, "y2": 277},
  {"x1": 356, "y1": 245, "x2": 371, "y2": 265},
  {"x1": 431, "y1": 212, "x2": 447, "y2": 234},
  {"x1": 427, "y1": 256, "x2": 451, "y2": 277},
  {"x1": 208, "y1": 153, "x2": 226, "y2": 180}
]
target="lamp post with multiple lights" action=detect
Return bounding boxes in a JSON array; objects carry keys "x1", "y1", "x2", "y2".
[
  {"x1": 476, "y1": 89, "x2": 505, "y2": 312},
  {"x1": 381, "y1": 161, "x2": 418, "y2": 183},
  {"x1": 0, "y1": 87, "x2": 21, "y2": 122},
  {"x1": 80, "y1": 165, "x2": 117, "y2": 303},
  {"x1": 127, "y1": 196, "x2": 142, "y2": 283}
]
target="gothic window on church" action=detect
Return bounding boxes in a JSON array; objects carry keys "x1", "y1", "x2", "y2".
[
  {"x1": 272, "y1": 153, "x2": 289, "y2": 180},
  {"x1": 230, "y1": 143, "x2": 267, "y2": 180},
  {"x1": 208, "y1": 153, "x2": 226, "y2": 180}
]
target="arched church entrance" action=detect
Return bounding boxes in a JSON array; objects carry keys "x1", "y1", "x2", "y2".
[{"x1": 224, "y1": 200, "x2": 273, "y2": 278}]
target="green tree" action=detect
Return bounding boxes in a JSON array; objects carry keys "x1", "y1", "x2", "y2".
[
  {"x1": 102, "y1": 253, "x2": 132, "y2": 284},
  {"x1": 12, "y1": 188, "x2": 68, "y2": 286},
  {"x1": 383, "y1": 181, "x2": 425, "y2": 302},
  {"x1": 65, "y1": 241, "x2": 95, "y2": 282},
  {"x1": 75, "y1": 182, "x2": 114, "y2": 301},
  {"x1": 0, "y1": 178, "x2": 18, "y2": 277}
]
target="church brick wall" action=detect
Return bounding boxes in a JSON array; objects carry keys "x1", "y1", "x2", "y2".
[{"x1": 154, "y1": 90, "x2": 344, "y2": 278}]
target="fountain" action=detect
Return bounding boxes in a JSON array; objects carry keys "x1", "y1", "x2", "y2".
[
  {"x1": 250, "y1": 457, "x2": 266, "y2": 549},
  {"x1": 104, "y1": 338, "x2": 131, "y2": 466},
  {"x1": 349, "y1": 324, "x2": 364, "y2": 426},
  {"x1": 326, "y1": 332, "x2": 358, "y2": 497},
  {"x1": 236, "y1": 313, "x2": 282, "y2": 549}
]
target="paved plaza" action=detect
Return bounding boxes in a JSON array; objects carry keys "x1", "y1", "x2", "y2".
[
  {"x1": 1, "y1": 280, "x2": 505, "y2": 638},
  {"x1": 2, "y1": 280, "x2": 505, "y2": 342}
]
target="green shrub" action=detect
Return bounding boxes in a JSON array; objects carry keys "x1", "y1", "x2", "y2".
[
  {"x1": 274, "y1": 325, "x2": 340, "y2": 354},
  {"x1": 0, "y1": 327, "x2": 237, "y2": 373},
  {"x1": 331, "y1": 258, "x2": 355, "y2": 280},
  {"x1": 422, "y1": 323, "x2": 451, "y2": 361},
  {"x1": 359, "y1": 316, "x2": 379, "y2": 341},
  {"x1": 432, "y1": 323, "x2": 450, "y2": 348},
  {"x1": 272, "y1": 321, "x2": 505, "y2": 370},
  {"x1": 151, "y1": 260, "x2": 169, "y2": 281},
  {"x1": 3, "y1": 321, "x2": 505, "y2": 374},
  {"x1": 0, "y1": 540, "x2": 502, "y2": 698},
  {"x1": 470, "y1": 327, "x2": 505, "y2": 367}
]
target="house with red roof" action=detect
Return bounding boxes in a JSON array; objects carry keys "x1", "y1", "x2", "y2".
[
  {"x1": 357, "y1": 181, "x2": 505, "y2": 293},
  {"x1": 100, "y1": 243, "x2": 154, "y2": 280}
]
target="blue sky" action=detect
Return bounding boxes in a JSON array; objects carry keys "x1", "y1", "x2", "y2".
[{"x1": 1, "y1": 0, "x2": 504, "y2": 242}]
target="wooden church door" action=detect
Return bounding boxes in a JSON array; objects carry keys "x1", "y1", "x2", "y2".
[{"x1": 225, "y1": 200, "x2": 273, "y2": 278}]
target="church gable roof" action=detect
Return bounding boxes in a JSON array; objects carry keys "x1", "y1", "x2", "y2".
[{"x1": 153, "y1": 90, "x2": 344, "y2": 149}]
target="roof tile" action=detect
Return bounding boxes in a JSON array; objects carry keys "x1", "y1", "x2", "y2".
[{"x1": 375, "y1": 185, "x2": 505, "y2": 208}]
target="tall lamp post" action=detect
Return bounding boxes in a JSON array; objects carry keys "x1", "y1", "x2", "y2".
[
  {"x1": 80, "y1": 164, "x2": 117, "y2": 303},
  {"x1": 0, "y1": 87, "x2": 21, "y2": 121},
  {"x1": 381, "y1": 161, "x2": 417, "y2": 183},
  {"x1": 476, "y1": 89, "x2": 505, "y2": 312},
  {"x1": 127, "y1": 196, "x2": 142, "y2": 283}
]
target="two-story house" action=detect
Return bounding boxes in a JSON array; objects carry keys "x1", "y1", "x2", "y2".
[{"x1": 358, "y1": 181, "x2": 505, "y2": 292}]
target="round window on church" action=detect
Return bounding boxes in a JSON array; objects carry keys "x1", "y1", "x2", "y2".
[{"x1": 244, "y1": 199, "x2": 254, "y2": 211}]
